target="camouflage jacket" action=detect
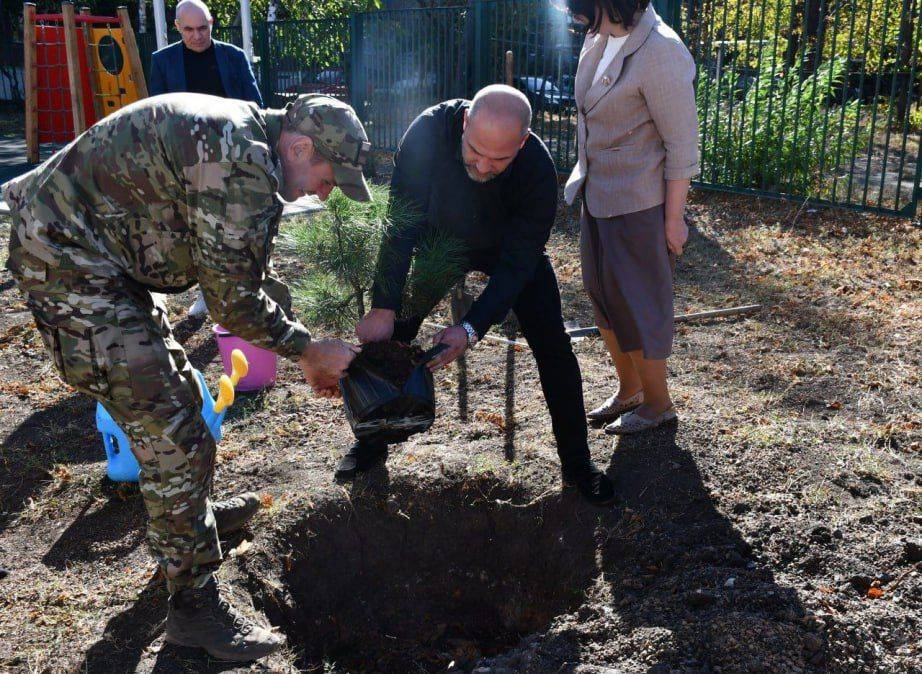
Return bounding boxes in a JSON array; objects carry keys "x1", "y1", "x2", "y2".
[{"x1": 4, "y1": 93, "x2": 310, "y2": 361}]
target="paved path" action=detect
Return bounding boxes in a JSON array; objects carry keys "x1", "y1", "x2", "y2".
[{"x1": 0, "y1": 136, "x2": 54, "y2": 215}]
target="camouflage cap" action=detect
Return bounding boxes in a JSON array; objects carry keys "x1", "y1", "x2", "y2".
[{"x1": 284, "y1": 94, "x2": 372, "y2": 202}]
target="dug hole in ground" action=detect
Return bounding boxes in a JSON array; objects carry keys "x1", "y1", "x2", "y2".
[{"x1": 0, "y1": 187, "x2": 919, "y2": 673}]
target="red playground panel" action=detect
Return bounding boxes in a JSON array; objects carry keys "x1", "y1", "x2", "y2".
[{"x1": 33, "y1": 13, "x2": 115, "y2": 145}]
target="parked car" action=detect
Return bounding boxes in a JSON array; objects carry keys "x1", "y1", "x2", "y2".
[
  {"x1": 557, "y1": 73, "x2": 576, "y2": 97},
  {"x1": 285, "y1": 67, "x2": 348, "y2": 99},
  {"x1": 517, "y1": 76, "x2": 574, "y2": 112}
]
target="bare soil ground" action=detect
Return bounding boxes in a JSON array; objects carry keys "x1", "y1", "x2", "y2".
[{"x1": 0, "y1": 188, "x2": 919, "y2": 674}]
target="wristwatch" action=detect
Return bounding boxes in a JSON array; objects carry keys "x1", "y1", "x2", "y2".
[{"x1": 460, "y1": 321, "x2": 479, "y2": 348}]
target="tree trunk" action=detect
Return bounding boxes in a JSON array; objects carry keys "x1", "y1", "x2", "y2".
[
  {"x1": 802, "y1": 0, "x2": 825, "y2": 74},
  {"x1": 785, "y1": 0, "x2": 826, "y2": 75},
  {"x1": 355, "y1": 286, "x2": 366, "y2": 318}
]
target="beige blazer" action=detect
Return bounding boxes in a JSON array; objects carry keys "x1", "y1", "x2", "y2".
[{"x1": 565, "y1": 5, "x2": 700, "y2": 218}]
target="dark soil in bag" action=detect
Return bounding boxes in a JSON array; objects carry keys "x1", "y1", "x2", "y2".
[
  {"x1": 340, "y1": 341, "x2": 446, "y2": 443},
  {"x1": 351, "y1": 341, "x2": 425, "y2": 386}
]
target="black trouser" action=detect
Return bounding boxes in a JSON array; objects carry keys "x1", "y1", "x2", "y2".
[{"x1": 359, "y1": 254, "x2": 591, "y2": 468}]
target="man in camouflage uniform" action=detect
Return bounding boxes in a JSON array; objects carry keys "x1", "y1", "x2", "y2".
[{"x1": 3, "y1": 93, "x2": 371, "y2": 661}]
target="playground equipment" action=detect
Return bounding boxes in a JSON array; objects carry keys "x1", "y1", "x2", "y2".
[
  {"x1": 96, "y1": 349, "x2": 249, "y2": 482},
  {"x1": 23, "y1": 2, "x2": 148, "y2": 163},
  {"x1": 213, "y1": 325, "x2": 278, "y2": 391}
]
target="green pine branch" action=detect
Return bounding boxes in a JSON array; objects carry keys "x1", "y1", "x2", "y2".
[{"x1": 282, "y1": 183, "x2": 467, "y2": 332}]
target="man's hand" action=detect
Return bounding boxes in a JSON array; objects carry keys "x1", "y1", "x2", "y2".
[
  {"x1": 427, "y1": 326, "x2": 468, "y2": 371},
  {"x1": 355, "y1": 308, "x2": 396, "y2": 344},
  {"x1": 299, "y1": 339, "x2": 360, "y2": 392},
  {"x1": 665, "y1": 216, "x2": 688, "y2": 257}
]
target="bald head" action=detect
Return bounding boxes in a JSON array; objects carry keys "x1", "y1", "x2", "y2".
[
  {"x1": 176, "y1": 0, "x2": 212, "y2": 22},
  {"x1": 175, "y1": 0, "x2": 213, "y2": 53},
  {"x1": 468, "y1": 84, "x2": 532, "y2": 137},
  {"x1": 461, "y1": 85, "x2": 532, "y2": 182}
]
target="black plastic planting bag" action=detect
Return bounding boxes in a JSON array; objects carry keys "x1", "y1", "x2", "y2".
[{"x1": 339, "y1": 343, "x2": 447, "y2": 444}]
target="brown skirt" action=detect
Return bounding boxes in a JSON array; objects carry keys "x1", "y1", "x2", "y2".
[{"x1": 580, "y1": 205, "x2": 674, "y2": 360}]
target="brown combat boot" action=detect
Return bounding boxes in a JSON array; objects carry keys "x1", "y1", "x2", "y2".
[
  {"x1": 164, "y1": 577, "x2": 284, "y2": 661},
  {"x1": 213, "y1": 492, "x2": 261, "y2": 535}
]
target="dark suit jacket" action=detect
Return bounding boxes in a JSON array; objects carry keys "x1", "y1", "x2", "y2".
[{"x1": 149, "y1": 40, "x2": 264, "y2": 107}]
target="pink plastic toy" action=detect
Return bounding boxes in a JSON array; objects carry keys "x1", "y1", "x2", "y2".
[{"x1": 213, "y1": 325, "x2": 278, "y2": 391}]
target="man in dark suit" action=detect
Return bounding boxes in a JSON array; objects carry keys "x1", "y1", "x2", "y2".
[
  {"x1": 149, "y1": 0, "x2": 263, "y2": 107},
  {"x1": 150, "y1": 0, "x2": 265, "y2": 317}
]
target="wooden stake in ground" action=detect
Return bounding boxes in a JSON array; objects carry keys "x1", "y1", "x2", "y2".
[
  {"x1": 61, "y1": 2, "x2": 87, "y2": 136},
  {"x1": 23, "y1": 3, "x2": 38, "y2": 164},
  {"x1": 449, "y1": 282, "x2": 470, "y2": 422},
  {"x1": 117, "y1": 6, "x2": 149, "y2": 99},
  {"x1": 505, "y1": 50, "x2": 514, "y2": 87}
]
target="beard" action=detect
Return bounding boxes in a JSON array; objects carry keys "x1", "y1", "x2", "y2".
[{"x1": 464, "y1": 162, "x2": 499, "y2": 183}]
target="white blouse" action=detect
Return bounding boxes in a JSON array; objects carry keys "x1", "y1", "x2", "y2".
[{"x1": 593, "y1": 34, "x2": 630, "y2": 85}]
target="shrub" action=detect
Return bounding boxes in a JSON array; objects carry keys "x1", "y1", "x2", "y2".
[
  {"x1": 909, "y1": 104, "x2": 922, "y2": 133},
  {"x1": 697, "y1": 53, "x2": 871, "y2": 199}
]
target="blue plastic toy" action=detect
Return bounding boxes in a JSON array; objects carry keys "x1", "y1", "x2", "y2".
[{"x1": 96, "y1": 351, "x2": 249, "y2": 482}]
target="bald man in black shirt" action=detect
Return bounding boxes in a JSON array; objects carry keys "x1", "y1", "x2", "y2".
[{"x1": 348, "y1": 86, "x2": 616, "y2": 507}]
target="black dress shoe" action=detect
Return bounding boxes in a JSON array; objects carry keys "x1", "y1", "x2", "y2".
[
  {"x1": 334, "y1": 440, "x2": 389, "y2": 481},
  {"x1": 561, "y1": 460, "x2": 617, "y2": 507}
]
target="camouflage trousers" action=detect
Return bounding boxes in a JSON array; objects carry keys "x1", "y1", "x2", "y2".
[{"x1": 9, "y1": 249, "x2": 222, "y2": 595}]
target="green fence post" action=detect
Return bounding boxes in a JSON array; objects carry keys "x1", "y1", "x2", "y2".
[
  {"x1": 472, "y1": 0, "x2": 487, "y2": 92},
  {"x1": 258, "y1": 21, "x2": 272, "y2": 106},
  {"x1": 350, "y1": 13, "x2": 366, "y2": 119},
  {"x1": 652, "y1": 0, "x2": 681, "y2": 28},
  {"x1": 912, "y1": 143, "x2": 922, "y2": 216}
]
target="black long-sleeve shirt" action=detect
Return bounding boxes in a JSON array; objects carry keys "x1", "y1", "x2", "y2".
[
  {"x1": 183, "y1": 43, "x2": 228, "y2": 98},
  {"x1": 371, "y1": 99, "x2": 558, "y2": 339}
]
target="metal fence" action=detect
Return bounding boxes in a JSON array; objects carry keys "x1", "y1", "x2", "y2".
[
  {"x1": 485, "y1": 1, "x2": 580, "y2": 168},
  {"x1": 686, "y1": 0, "x2": 922, "y2": 214},
  {"x1": 353, "y1": 8, "x2": 471, "y2": 149},
  {"x1": 132, "y1": 0, "x2": 921, "y2": 215},
  {"x1": 0, "y1": 41, "x2": 24, "y2": 102},
  {"x1": 258, "y1": 18, "x2": 349, "y2": 105}
]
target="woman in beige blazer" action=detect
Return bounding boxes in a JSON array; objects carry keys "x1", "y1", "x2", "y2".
[{"x1": 562, "y1": 0, "x2": 699, "y2": 434}]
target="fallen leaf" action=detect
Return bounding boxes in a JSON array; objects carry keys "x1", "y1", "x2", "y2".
[
  {"x1": 867, "y1": 587, "x2": 884, "y2": 599},
  {"x1": 475, "y1": 410, "x2": 506, "y2": 431}
]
